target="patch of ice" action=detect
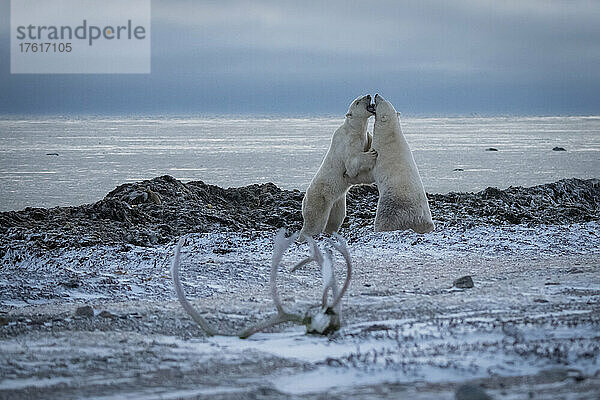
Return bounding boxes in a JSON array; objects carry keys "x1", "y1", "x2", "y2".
[
  {"x1": 181, "y1": 329, "x2": 363, "y2": 363},
  {"x1": 0, "y1": 376, "x2": 72, "y2": 390},
  {"x1": 85, "y1": 386, "x2": 246, "y2": 400},
  {"x1": 272, "y1": 367, "x2": 396, "y2": 395}
]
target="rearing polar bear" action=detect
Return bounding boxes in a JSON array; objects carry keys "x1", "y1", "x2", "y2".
[
  {"x1": 370, "y1": 94, "x2": 434, "y2": 233},
  {"x1": 348, "y1": 94, "x2": 434, "y2": 233},
  {"x1": 299, "y1": 95, "x2": 376, "y2": 239}
]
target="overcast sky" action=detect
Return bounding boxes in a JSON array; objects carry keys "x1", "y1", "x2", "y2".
[{"x1": 1, "y1": 0, "x2": 599, "y2": 115}]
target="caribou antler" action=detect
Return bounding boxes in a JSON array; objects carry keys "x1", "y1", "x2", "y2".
[
  {"x1": 299, "y1": 234, "x2": 352, "y2": 334},
  {"x1": 237, "y1": 230, "x2": 305, "y2": 338},
  {"x1": 326, "y1": 233, "x2": 352, "y2": 312},
  {"x1": 290, "y1": 235, "x2": 322, "y2": 272},
  {"x1": 292, "y1": 235, "x2": 338, "y2": 311},
  {"x1": 171, "y1": 229, "x2": 353, "y2": 338},
  {"x1": 293, "y1": 234, "x2": 352, "y2": 315},
  {"x1": 171, "y1": 235, "x2": 217, "y2": 336}
]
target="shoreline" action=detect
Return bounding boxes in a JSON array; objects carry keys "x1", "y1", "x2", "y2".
[{"x1": 0, "y1": 176, "x2": 598, "y2": 250}]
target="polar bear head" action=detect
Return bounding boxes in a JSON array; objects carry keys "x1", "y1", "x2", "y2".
[
  {"x1": 345, "y1": 94, "x2": 375, "y2": 120},
  {"x1": 373, "y1": 94, "x2": 400, "y2": 128}
]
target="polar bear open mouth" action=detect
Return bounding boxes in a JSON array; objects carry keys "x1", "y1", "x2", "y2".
[{"x1": 367, "y1": 103, "x2": 376, "y2": 114}]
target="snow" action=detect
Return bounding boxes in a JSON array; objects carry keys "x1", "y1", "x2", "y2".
[{"x1": 1, "y1": 221, "x2": 599, "y2": 397}]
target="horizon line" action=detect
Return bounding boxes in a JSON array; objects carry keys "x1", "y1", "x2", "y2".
[{"x1": 1, "y1": 112, "x2": 599, "y2": 120}]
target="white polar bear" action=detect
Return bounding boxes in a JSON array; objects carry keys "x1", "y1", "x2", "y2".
[
  {"x1": 299, "y1": 95, "x2": 377, "y2": 239},
  {"x1": 352, "y1": 94, "x2": 434, "y2": 233}
]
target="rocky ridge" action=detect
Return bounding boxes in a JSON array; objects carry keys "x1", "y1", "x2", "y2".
[{"x1": 0, "y1": 176, "x2": 598, "y2": 249}]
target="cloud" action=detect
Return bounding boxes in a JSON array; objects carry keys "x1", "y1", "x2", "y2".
[
  {"x1": 1, "y1": 0, "x2": 599, "y2": 114},
  {"x1": 150, "y1": 0, "x2": 600, "y2": 78}
]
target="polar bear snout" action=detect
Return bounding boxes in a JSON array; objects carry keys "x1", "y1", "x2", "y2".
[
  {"x1": 371, "y1": 94, "x2": 384, "y2": 113},
  {"x1": 366, "y1": 95, "x2": 376, "y2": 114},
  {"x1": 362, "y1": 95, "x2": 376, "y2": 114},
  {"x1": 360, "y1": 94, "x2": 376, "y2": 113}
]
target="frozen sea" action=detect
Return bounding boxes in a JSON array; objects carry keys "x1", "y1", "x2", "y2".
[{"x1": 0, "y1": 115, "x2": 599, "y2": 211}]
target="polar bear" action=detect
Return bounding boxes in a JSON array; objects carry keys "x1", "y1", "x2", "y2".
[
  {"x1": 299, "y1": 95, "x2": 377, "y2": 239},
  {"x1": 349, "y1": 94, "x2": 434, "y2": 233}
]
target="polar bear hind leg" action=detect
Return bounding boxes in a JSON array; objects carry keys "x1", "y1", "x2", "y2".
[
  {"x1": 299, "y1": 191, "x2": 333, "y2": 240},
  {"x1": 324, "y1": 196, "x2": 346, "y2": 234},
  {"x1": 374, "y1": 195, "x2": 434, "y2": 233}
]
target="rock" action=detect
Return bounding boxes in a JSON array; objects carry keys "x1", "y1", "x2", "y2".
[
  {"x1": 411, "y1": 237, "x2": 424, "y2": 245},
  {"x1": 455, "y1": 384, "x2": 493, "y2": 400},
  {"x1": 30, "y1": 209, "x2": 47, "y2": 221},
  {"x1": 89, "y1": 199, "x2": 133, "y2": 223},
  {"x1": 552, "y1": 147, "x2": 566, "y2": 151},
  {"x1": 0, "y1": 316, "x2": 8, "y2": 326},
  {"x1": 61, "y1": 279, "x2": 80, "y2": 288},
  {"x1": 74, "y1": 305, "x2": 94, "y2": 317},
  {"x1": 453, "y1": 275, "x2": 474, "y2": 289},
  {"x1": 485, "y1": 148, "x2": 498, "y2": 151},
  {"x1": 98, "y1": 310, "x2": 116, "y2": 319},
  {"x1": 128, "y1": 191, "x2": 148, "y2": 205},
  {"x1": 213, "y1": 247, "x2": 232, "y2": 254},
  {"x1": 147, "y1": 190, "x2": 162, "y2": 205},
  {"x1": 480, "y1": 187, "x2": 507, "y2": 200}
]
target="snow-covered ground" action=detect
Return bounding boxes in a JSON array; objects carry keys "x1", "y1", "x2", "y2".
[{"x1": 1, "y1": 222, "x2": 599, "y2": 399}]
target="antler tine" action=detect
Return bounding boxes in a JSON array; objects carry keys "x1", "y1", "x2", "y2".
[
  {"x1": 238, "y1": 309, "x2": 304, "y2": 339},
  {"x1": 289, "y1": 236, "x2": 341, "y2": 310},
  {"x1": 319, "y1": 247, "x2": 337, "y2": 309},
  {"x1": 290, "y1": 234, "x2": 322, "y2": 272},
  {"x1": 269, "y1": 229, "x2": 295, "y2": 315},
  {"x1": 238, "y1": 229, "x2": 304, "y2": 338},
  {"x1": 295, "y1": 237, "x2": 334, "y2": 309},
  {"x1": 326, "y1": 233, "x2": 353, "y2": 312},
  {"x1": 171, "y1": 236, "x2": 218, "y2": 336}
]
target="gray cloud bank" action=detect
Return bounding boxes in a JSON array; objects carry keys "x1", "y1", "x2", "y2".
[{"x1": 1, "y1": 0, "x2": 599, "y2": 115}]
